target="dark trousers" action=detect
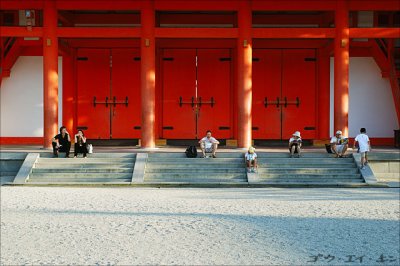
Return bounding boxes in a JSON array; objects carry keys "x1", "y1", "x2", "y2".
[
  {"x1": 52, "y1": 142, "x2": 71, "y2": 157},
  {"x1": 289, "y1": 143, "x2": 300, "y2": 154},
  {"x1": 74, "y1": 143, "x2": 88, "y2": 157}
]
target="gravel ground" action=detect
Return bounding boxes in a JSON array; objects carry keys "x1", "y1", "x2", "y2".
[{"x1": 1, "y1": 187, "x2": 399, "y2": 266}]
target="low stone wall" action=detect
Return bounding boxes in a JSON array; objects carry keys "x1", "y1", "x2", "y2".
[{"x1": 0, "y1": 152, "x2": 27, "y2": 184}]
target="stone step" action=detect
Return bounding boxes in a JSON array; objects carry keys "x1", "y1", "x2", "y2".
[
  {"x1": 251, "y1": 181, "x2": 367, "y2": 186},
  {"x1": 145, "y1": 168, "x2": 246, "y2": 173},
  {"x1": 147, "y1": 152, "x2": 340, "y2": 159},
  {"x1": 256, "y1": 174, "x2": 362, "y2": 179},
  {"x1": 259, "y1": 163, "x2": 356, "y2": 168},
  {"x1": 257, "y1": 168, "x2": 359, "y2": 174},
  {"x1": 37, "y1": 158, "x2": 134, "y2": 163},
  {"x1": 27, "y1": 178, "x2": 131, "y2": 183},
  {"x1": 29, "y1": 173, "x2": 132, "y2": 179},
  {"x1": 146, "y1": 164, "x2": 245, "y2": 169},
  {"x1": 144, "y1": 177, "x2": 247, "y2": 183},
  {"x1": 147, "y1": 158, "x2": 245, "y2": 163},
  {"x1": 39, "y1": 153, "x2": 136, "y2": 158},
  {"x1": 34, "y1": 163, "x2": 134, "y2": 169},
  {"x1": 256, "y1": 158, "x2": 354, "y2": 163},
  {"x1": 32, "y1": 168, "x2": 133, "y2": 173},
  {"x1": 144, "y1": 173, "x2": 246, "y2": 180}
]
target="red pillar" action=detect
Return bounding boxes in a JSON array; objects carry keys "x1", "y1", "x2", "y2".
[
  {"x1": 43, "y1": 0, "x2": 59, "y2": 148},
  {"x1": 140, "y1": 0, "x2": 156, "y2": 148},
  {"x1": 237, "y1": 1, "x2": 252, "y2": 148},
  {"x1": 317, "y1": 47, "x2": 331, "y2": 139},
  {"x1": 334, "y1": 0, "x2": 350, "y2": 137}
]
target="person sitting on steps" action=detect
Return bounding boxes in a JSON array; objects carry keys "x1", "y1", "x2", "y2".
[
  {"x1": 245, "y1": 146, "x2": 258, "y2": 173},
  {"x1": 199, "y1": 130, "x2": 220, "y2": 158},
  {"x1": 52, "y1": 126, "x2": 71, "y2": 158},
  {"x1": 74, "y1": 129, "x2": 88, "y2": 158},
  {"x1": 330, "y1": 130, "x2": 349, "y2": 158},
  {"x1": 289, "y1": 131, "x2": 302, "y2": 158}
]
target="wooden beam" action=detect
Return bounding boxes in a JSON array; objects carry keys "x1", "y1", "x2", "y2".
[
  {"x1": 252, "y1": 28, "x2": 335, "y2": 39},
  {"x1": 155, "y1": 28, "x2": 238, "y2": 38},
  {"x1": 348, "y1": 1, "x2": 400, "y2": 11},
  {"x1": 0, "y1": 0, "x2": 44, "y2": 10},
  {"x1": 349, "y1": 28, "x2": 400, "y2": 38},
  {"x1": 0, "y1": 27, "x2": 43, "y2": 37},
  {"x1": 56, "y1": 0, "x2": 142, "y2": 10},
  {"x1": 252, "y1": 0, "x2": 337, "y2": 11},
  {"x1": 154, "y1": 0, "x2": 239, "y2": 11},
  {"x1": 56, "y1": 27, "x2": 141, "y2": 38}
]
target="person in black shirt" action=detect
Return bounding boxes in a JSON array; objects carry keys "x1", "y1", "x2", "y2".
[
  {"x1": 74, "y1": 129, "x2": 88, "y2": 158},
  {"x1": 52, "y1": 126, "x2": 71, "y2": 157}
]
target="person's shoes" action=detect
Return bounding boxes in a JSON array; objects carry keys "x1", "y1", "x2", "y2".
[
  {"x1": 53, "y1": 154, "x2": 58, "y2": 158},
  {"x1": 212, "y1": 154, "x2": 216, "y2": 158},
  {"x1": 290, "y1": 154, "x2": 294, "y2": 158},
  {"x1": 74, "y1": 156, "x2": 77, "y2": 158},
  {"x1": 251, "y1": 168, "x2": 255, "y2": 173},
  {"x1": 364, "y1": 161, "x2": 369, "y2": 165},
  {"x1": 83, "y1": 156, "x2": 87, "y2": 159},
  {"x1": 202, "y1": 154, "x2": 206, "y2": 158},
  {"x1": 360, "y1": 165, "x2": 366, "y2": 170},
  {"x1": 247, "y1": 169, "x2": 251, "y2": 173},
  {"x1": 66, "y1": 155, "x2": 70, "y2": 158}
]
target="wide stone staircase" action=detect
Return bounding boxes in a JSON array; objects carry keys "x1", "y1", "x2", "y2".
[
  {"x1": 253, "y1": 152, "x2": 365, "y2": 186},
  {"x1": 143, "y1": 152, "x2": 366, "y2": 186},
  {"x1": 26, "y1": 153, "x2": 135, "y2": 184},
  {"x1": 144, "y1": 152, "x2": 247, "y2": 185}
]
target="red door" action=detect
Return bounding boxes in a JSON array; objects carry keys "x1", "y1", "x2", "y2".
[
  {"x1": 252, "y1": 49, "x2": 282, "y2": 139},
  {"x1": 77, "y1": 49, "x2": 111, "y2": 139},
  {"x1": 161, "y1": 49, "x2": 197, "y2": 139},
  {"x1": 197, "y1": 49, "x2": 232, "y2": 139},
  {"x1": 111, "y1": 48, "x2": 141, "y2": 139},
  {"x1": 252, "y1": 49, "x2": 317, "y2": 140},
  {"x1": 76, "y1": 48, "x2": 141, "y2": 139},
  {"x1": 282, "y1": 49, "x2": 316, "y2": 139}
]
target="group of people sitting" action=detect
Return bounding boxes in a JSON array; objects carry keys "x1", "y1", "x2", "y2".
[
  {"x1": 199, "y1": 128, "x2": 371, "y2": 172},
  {"x1": 52, "y1": 126, "x2": 88, "y2": 158}
]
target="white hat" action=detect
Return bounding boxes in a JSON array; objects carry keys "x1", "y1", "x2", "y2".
[
  {"x1": 293, "y1": 131, "x2": 301, "y2": 137},
  {"x1": 248, "y1": 146, "x2": 255, "y2": 154},
  {"x1": 336, "y1": 130, "x2": 342, "y2": 135}
]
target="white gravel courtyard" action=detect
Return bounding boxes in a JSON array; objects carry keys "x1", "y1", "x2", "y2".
[{"x1": 1, "y1": 187, "x2": 399, "y2": 265}]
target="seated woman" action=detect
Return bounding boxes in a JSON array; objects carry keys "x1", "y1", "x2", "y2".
[
  {"x1": 245, "y1": 146, "x2": 258, "y2": 173},
  {"x1": 52, "y1": 126, "x2": 71, "y2": 158},
  {"x1": 74, "y1": 130, "x2": 88, "y2": 158},
  {"x1": 289, "y1": 131, "x2": 302, "y2": 158}
]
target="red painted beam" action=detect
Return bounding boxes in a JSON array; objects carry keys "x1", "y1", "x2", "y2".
[
  {"x1": 349, "y1": 28, "x2": 400, "y2": 38},
  {"x1": 155, "y1": 28, "x2": 238, "y2": 38},
  {"x1": 348, "y1": 1, "x2": 400, "y2": 11},
  {"x1": 0, "y1": 27, "x2": 43, "y2": 37},
  {"x1": 56, "y1": 0, "x2": 141, "y2": 10},
  {"x1": 155, "y1": 0, "x2": 239, "y2": 11},
  {"x1": 252, "y1": 28, "x2": 335, "y2": 39},
  {"x1": 0, "y1": 0, "x2": 44, "y2": 10},
  {"x1": 56, "y1": 27, "x2": 141, "y2": 38},
  {"x1": 252, "y1": 0, "x2": 337, "y2": 11}
]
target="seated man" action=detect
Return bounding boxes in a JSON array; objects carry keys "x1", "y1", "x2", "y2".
[
  {"x1": 289, "y1": 131, "x2": 302, "y2": 158},
  {"x1": 199, "y1": 130, "x2": 220, "y2": 158},
  {"x1": 245, "y1": 146, "x2": 258, "y2": 173},
  {"x1": 330, "y1": 130, "x2": 349, "y2": 158},
  {"x1": 52, "y1": 126, "x2": 71, "y2": 158}
]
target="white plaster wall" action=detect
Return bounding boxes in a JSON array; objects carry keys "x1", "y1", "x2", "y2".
[
  {"x1": 0, "y1": 56, "x2": 62, "y2": 137},
  {"x1": 330, "y1": 57, "x2": 399, "y2": 138}
]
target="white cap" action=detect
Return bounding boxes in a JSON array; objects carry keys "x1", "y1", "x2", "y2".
[
  {"x1": 293, "y1": 131, "x2": 301, "y2": 137},
  {"x1": 336, "y1": 130, "x2": 342, "y2": 135}
]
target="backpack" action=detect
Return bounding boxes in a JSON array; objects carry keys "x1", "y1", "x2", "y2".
[
  {"x1": 185, "y1": 145, "x2": 198, "y2": 158},
  {"x1": 325, "y1": 144, "x2": 333, "y2": 153}
]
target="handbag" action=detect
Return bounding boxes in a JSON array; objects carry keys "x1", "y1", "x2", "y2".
[{"x1": 87, "y1": 144, "x2": 93, "y2": 154}]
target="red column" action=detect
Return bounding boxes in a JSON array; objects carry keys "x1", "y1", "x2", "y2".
[
  {"x1": 334, "y1": 0, "x2": 350, "y2": 137},
  {"x1": 237, "y1": 1, "x2": 252, "y2": 148},
  {"x1": 140, "y1": 0, "x2": 156, "y2": 148},
  {"x1": 317, "y1": 47, "x2": 331, "y2": 139},
  {"x1": 43, "y1": 0, "x2": 59, "y2": 148}
]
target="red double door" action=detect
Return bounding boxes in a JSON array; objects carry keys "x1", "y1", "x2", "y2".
[
  {"x1": 76, "y1": 48, "x2": 141, "y2": 139},
  {"x1": 161, "y1": 49, "x2": 233, "y2": 140},
  {"x1": 253, "y1": 49, "x2": 317, "y2": 140}
]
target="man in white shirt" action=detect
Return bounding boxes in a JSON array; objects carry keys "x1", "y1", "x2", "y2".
[
  {"x1": 353, "y1": 128, "x2": 371, "y2": 169},
  {"x1": 199, "y1": 130, "x2": 220, "y2": 158},
  {"x1": 330, "y1": 130, "x2": 349, "y2": 158},
  {"x1": 289, "y1": 131, "x2": 302, "y2": 158}
]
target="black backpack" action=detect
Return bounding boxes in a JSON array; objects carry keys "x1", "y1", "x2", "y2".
[{"x1": 185, "y1": 146, "x2": 198, "y2": 158}]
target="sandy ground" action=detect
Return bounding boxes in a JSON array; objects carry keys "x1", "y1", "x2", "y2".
[{"x1": 1, "y1": 187, "x2": 399, "y2": 266}]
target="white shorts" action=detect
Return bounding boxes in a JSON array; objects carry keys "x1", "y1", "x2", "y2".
[{"x1": 336, "y1": 144, "x2": 346, "y2": 153}]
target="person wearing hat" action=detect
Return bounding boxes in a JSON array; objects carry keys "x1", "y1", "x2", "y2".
[
  {"x1": 289, "y1": 131, "x2": 302, "y2": 158},
  {"x1": 330, "y1": 130, "x2": 349, "y2": 158},
  {"x1": 244, "y1": 146, "x2": 258, "y2": 173}
]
